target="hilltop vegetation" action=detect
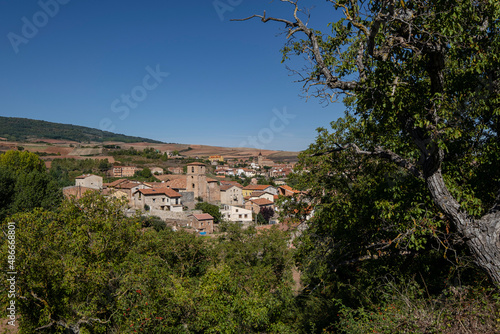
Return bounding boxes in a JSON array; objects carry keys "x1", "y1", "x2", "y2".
[{"x1": 0, "y1": 116, "x2": 163, "y2": 143}]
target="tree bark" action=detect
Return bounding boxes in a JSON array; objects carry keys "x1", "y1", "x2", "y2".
[{"x1": 426, "y1": 167, "x2": 500, "y2": 284}]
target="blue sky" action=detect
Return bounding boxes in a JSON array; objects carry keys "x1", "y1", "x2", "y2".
[{"x1": 0, "y1": 0, "x2": 346, "y2": 151}]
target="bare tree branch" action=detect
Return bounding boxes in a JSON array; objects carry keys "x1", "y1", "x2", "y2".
[{"x1": 311, "y1": 143, "x2": 424, "y2": 180}]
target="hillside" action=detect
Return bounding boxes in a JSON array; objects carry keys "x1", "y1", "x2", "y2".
[
  {"x1": 0, "y1": 116, "x2": 164, "y2": 143},
  {"x1": 0, "y1": 117, "x2": 300, "y2": 163}
]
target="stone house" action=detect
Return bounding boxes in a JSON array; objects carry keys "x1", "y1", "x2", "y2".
[
  {"x1": 110, "y1": 166, "x2": 138, "y2": 177},
  {"x1": 168, "y1": 167, "x2": 183, "y2": 174},
  {"x1": 242, "y1": 184, "x2": 277, "y2": 197},
  {"x1": 107, "y1": 181, "x2": 151, "y2": 205},
  {"x1": 248, "y1": 191, "x2": 274, "y2": 203},
  {"x1": 75, "y1": 174, "x2": 103, "y2": 190},
  {"x1": 188, "y1": 213, "x2": 214, "y2": 234},
  {"x1": 133, "y1": 188, "x2": 183, "y2": 212},
  {"x1": 220, "y1": 184, "x2": 243, "y2": 206},
  {"x1": 150, "y1": 167, "x2": 164, "y2": 175},
  {"x1": 278, "y1": 185, "x2": 301, "y2": 197},
  {"x1": 245, "y1": 198, "x2": 274, "y2": 214},
  {"x1": 220, "y1": 205, "x2": 252, "y2": 223},
  {"x1": 185, "y1": 163, "x2": 220, "y2": 203}
]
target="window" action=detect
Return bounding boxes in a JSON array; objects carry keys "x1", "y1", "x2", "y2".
[
  {"x1": 162, "y1": 198, "x2": 165, "y2": 202},
  {"x1": 152, "y1": 198, "x2": 156, "y2": 203},
  {"x1": 236, "y1": 209, "x2": 239, "y2": 212},
  {"x1": 192, "y1": 167, "x2": 194, "y2": 173},
  {"x1": 239, "y1": 214, "x2": 242, "y2": 218},
  {"x1": 192, "y1": 183, "x2": 195, "y2": 188},
  {"x1": 244, "y1": 214, "x2": 248, "y2": 218}
]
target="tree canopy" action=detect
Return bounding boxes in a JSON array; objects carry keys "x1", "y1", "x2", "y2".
[
  {"x1": 0, "y1": 151, "x2": 62, "y2": 221},
  {"x1": 0, "y1": 193, "x2": 298, "y2": 333},
  {"x1": 240, "y1": 0, "x2": 500, "y2": 286}
]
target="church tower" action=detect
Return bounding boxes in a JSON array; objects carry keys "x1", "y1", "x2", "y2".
[{"x1": 186, "y1": 162, "x2": 207, "y2": 200}]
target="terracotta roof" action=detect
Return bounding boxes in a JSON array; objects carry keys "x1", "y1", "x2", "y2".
[
  {"x1": 105, "y1": 179, "x2": 128, "y2": 187},
  {"x1": 136, "y1": 188, "x2": 182, "y2": 197},
  {"x1": 279, "y1": 185, "x2": 300, "y2": 193},
  {"x1": 206, "y1": 177, "x2": 218, "y2": 183},
  {"x1": 250, "y1": 191, "x2": 270, "y2": 197},
  {"x1": 166, "y1": 178, "x2": 187, "y2": 190},
  {"x1": 187, "y1": 162, "x2": 206, "y2": 166},
  {"x1": 143, "y1": 182, "x2": 166, "y2": 188},
  {"x1": 220, "y1": 184, "x2": 239, "y2": 191},
  {"x1": 191, "y1": 213, "x2": 213, "y2": 220},
  {"x1": 250, "y1": 198, "x2": 273, "y2": 206},
  {"x1": 220, "y1": 180, "x2": 243, "y2": 188},
  {"x1": 117, "y1": 181, "x2": 143, "y2": 189},
  {"x1": 243, "y1": 184, "x2": 272, "y2": 191}
]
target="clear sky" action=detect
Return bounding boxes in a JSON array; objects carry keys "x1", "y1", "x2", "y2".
[{"x1": 0, "y1": 0, "x2": 346, "y2": 151}]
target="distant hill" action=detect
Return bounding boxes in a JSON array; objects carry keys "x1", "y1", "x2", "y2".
[{"x1": 0, "y1": 116, "x2": 163, "y2": 143}]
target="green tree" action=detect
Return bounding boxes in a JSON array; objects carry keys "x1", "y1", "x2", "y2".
[
  {"x1": 195, "y1": 202, "x2": 222, "y2": 224},
  {"x1": 97, "y1": 158, "x2": 111, "y2": 172},
  {"x1": 0, "y1": 193, "x2": 138, "y2": 333},
  {"x1": 0, "y1": 151, "x2": 62, "y2": 220},
  {"x1": 11, "y1": 169, "x2": 62, "y2": 213},
  {"x1": 0, "y1": 167, "x2": 16, "y2": 221},
  {"x1": 0, "y1": 150, "x2": 45, "y2": 174},
  {"x1": 241, "y1": 0, "x2": 500, "y2": 286},
  {"x1": 1, "y1": 194, "x2": 300, "y2": 333}
]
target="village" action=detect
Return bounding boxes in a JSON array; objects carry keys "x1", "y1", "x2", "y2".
[{"x1": 62, "y1": 152, "x2": 310, "y2": 235}]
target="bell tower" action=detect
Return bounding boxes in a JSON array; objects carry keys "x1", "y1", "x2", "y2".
[{"x1": 186, "y1": 162, "x2": 207, "y2": 200}]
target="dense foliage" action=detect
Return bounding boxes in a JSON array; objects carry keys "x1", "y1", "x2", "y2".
[
  {"x1": 242, "y1": 0, "x2": 500, "y2": 331},
  {"x1": 48, "y1": 158, "x2": 112, "y2": 187},
  {"x1": 0, "y1": 151, "x2": 62, "y2": 221},
  {"x1": 111, "y1": 147, "x2": 169, "y2": 161},
  {"x1": 0, "y1": 193, "x2": 297, "y2": 333}
]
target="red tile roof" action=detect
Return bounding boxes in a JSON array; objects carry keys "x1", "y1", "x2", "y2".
[
  {"x1": 279, "y1": 185, "x2": 300, "y2": 193},
  {"x1": 116, "y1": 181, "x2": 143, "y2": 189},
  {"x1": 244, "y1": 185, "x2": 272, "y2": 191},
  {"x1": 220, "y1": 184, "x2": 238, "y2": 191},
  {"x1": 187, "y1": 162, "x2": 206, "y2": 166},
  {"x1": 220, "y1": 180, "x2": 243, "y2": 188},
  {"x1": 250, "y1": 191, "x2": 270, "y2": 197},
  {"x1": 191, "y1": 213, "x2": 213, "y2": 220},
  {"x1": 136, "y1": 188, "x2": 182, "y2": 197},
  {"x1": 105, "y1": 179, "x2": 128, "y2": 187},
  {"x1": 166, "y1": 178, "x2": 187, "y2": 190},
  {"x1": 250, "y1": 198, "x2": 273, "y2": 206}
]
